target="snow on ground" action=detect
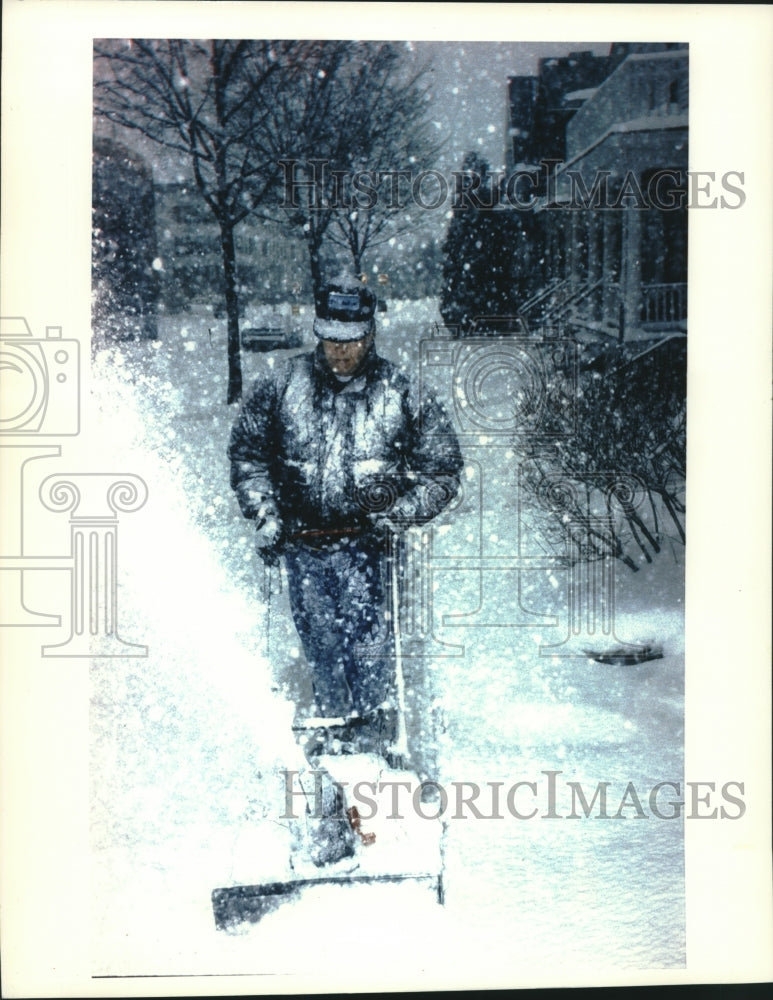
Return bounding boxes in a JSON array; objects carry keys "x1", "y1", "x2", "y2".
[{"x1": 88, "y1": 299, "x2": 685, "y2": 986}]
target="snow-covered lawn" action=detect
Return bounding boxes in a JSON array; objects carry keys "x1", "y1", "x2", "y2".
[{"x1": 88, "y1": 299, "x2": 685, "y2": 985}]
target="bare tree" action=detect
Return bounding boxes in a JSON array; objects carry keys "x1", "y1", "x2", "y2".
[
  {"x1": 94, "y1": 39, "x2": 443, "y2": 400},
  {"x1": 252, "y1": 41, "x2": 441, "y2": 291},
  {"x1": 324, "y1": 44, "x2": 442, "y2": 276},
  {"x1": 248, "y1": 40, "x2": 358, "y2": 293},
  {"x1": 519, "y1": 337, "x2": 686, "y2": 572},
  {"x1": 93, "y1": 39, "x2": 283, "y2": 403}
]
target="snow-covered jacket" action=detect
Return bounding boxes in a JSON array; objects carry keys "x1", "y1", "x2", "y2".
[{"x1": 228, "y1": 344, "x2": 463, "y2": 540}]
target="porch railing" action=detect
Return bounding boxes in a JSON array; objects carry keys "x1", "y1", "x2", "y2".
[
  {"x1": 639, "y1": 283, "x2": 687, "y2": 327},
  {"x1": 519, "y1": 280, "x2": 687, "y2": 337}
]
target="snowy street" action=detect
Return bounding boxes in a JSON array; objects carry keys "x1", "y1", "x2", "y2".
[{"x1": 88, "y1": 298, "x2": 685, "y2": 984}]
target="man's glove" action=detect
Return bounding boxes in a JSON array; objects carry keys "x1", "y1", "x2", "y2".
[
  {"x1": 367, "y1": 512, "x2": 402, "y2": 542},
  {"x1": 254, "y1": 514, "x2": 284, "y2": 566}
]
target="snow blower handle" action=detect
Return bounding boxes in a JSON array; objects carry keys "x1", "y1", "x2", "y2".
[
  {"x1": 387, "y1": 525, "x2": 410, "y2": 767},
  {"x1": 260, "y1": 560, "x2": 273, "y2": 662}
]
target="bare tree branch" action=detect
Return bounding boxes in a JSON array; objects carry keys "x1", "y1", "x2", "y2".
[{"x1": 93, "y1": 37, "x2": 286, "y2": 403}]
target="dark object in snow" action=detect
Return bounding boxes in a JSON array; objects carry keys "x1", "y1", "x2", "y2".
[
  {"x1": 584, "y1": 643, "x2": 664, "y2": 666},
  {"x1": 241, "y1": 320, "x2": 303, "y2": 352},
  {"x1": 212, "y1": 872, "x2": 444, "y2": 930}
]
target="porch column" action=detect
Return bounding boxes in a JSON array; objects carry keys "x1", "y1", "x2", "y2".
[
  {"x1": 587, "y1": 211, "x2": 602, "y2": 321},
  {"x1": 602, "y1": 210, "x2": 621, "y2": 333},
  {"x1": 621, "y1": 205, "x2": 642, "y2": 342},
  {"x1": 568, "y1": 211, "x2": 580, "y2": 284}
]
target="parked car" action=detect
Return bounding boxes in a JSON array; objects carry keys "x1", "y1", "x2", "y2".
[{"x1": 241, "y1": 313, "x2": 304, "y2": 352}]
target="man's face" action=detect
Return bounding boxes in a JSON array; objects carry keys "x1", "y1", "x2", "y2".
[{"x1": 321, "y1": 333, "x2": 373, "y2": 376}]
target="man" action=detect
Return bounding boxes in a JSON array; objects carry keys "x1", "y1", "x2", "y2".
[{"x1": 228, "y1": 275, "x2": 463, "y2": 757}]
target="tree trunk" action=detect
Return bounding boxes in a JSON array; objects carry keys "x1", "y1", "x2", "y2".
[
  {"x1": 218, "y1": 217, "x2": 243, "y2": 404},
  {"x1": 210, "y1": 41, "x2": 243, "y2": 405},
  {"x1": 306, "y1": 232, "x2": 324, "y2": 298}
]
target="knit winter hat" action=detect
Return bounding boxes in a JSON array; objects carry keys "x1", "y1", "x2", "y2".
[{"x1": 313, "y1": 274, "x2": 377, "y2": 341}]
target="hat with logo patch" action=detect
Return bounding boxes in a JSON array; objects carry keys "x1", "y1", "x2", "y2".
[{"x1": 313, "y1": 275, "x2": 377, "y2": 342}]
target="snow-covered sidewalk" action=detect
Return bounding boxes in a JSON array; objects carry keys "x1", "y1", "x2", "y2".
[{"x1": 87, "y1": 300, "x2": 685, "y2": 983}]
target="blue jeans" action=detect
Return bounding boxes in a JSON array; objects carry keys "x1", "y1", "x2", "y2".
[{"x1": 284, "y1": 537, "x2": 396, "y2": 719}]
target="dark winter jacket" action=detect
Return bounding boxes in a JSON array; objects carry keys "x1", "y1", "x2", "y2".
[{"x1": 228, "y1": 343, "x2": 463, "y2": 541}]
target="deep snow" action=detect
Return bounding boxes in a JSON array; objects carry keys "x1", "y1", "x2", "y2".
[{"x1": 88, "y1": 297, "x2": 685, "y2": 986}]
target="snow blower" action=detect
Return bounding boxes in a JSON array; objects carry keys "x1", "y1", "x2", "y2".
[{"x1": 210, "y1": 527, "x2": 445, "y2": 931}]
